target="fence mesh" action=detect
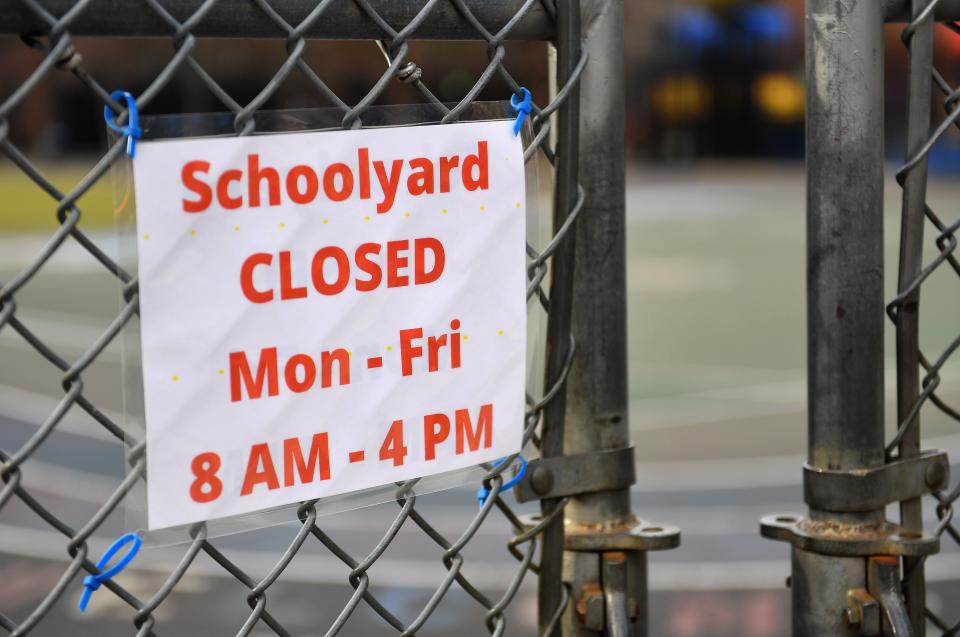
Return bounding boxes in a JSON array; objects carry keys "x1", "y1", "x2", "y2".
[
  {"x1": 0, "y1": 1, "x2": 586, "y2": 635},
  {"x1": 891, "y1": 7, "x2": 960, "y2": 635}
]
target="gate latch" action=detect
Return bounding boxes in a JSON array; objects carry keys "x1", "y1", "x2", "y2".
[{"x1": 844, "y1": 556, "x2": 913, "y2": 636}]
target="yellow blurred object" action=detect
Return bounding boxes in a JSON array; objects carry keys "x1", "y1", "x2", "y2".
[
  {"x1": 651, "y1": 75, "x2": 714, "y2": 124},
  {"x1": 753, "y1": 72, "x2": 805, "y2": 123}
]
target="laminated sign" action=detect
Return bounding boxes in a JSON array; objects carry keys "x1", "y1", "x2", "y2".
[{"x1": 132, "y1": 121, "x2": 526, "y2": 530}]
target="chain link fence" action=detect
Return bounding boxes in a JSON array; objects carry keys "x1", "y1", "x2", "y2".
[
  {"x1": 892, "y1": 3, "x2": 960, "y2": 634},
  {"x1": 0, "y1": 1, "x2": 618, "y2": 635}
]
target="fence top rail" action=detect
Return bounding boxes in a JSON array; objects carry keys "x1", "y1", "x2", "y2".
[{"x1": 0, "y1": 0, "x2": 556, "y2": 39}]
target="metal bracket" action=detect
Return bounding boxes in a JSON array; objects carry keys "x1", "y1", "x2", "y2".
[
  {"x1": 804, "y1": 450, "x2": 949, "y2": 512},
  {"x1": 760, "y1": 514, "x2": 939, "y2": 557},
  {"x1": 516, "y1": 512, "x2": 681, "y2": 552},
  {"x1": 515, "y1": 446, "x2": 635, "y2": 503},
  {"x1": 566, "y1": 514, "x2": 681, "y2": 552}
]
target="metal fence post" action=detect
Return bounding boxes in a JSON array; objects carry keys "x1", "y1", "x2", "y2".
[
  {"x1": 761, "y1": 0, "x2": 946, "y2": 633},
  {"x1": 557, "y1": 1, "x2": 678, "y2": 634},
  {"x1": 539, "y1": 0, "x2": 581, "y2": 632},
  {"x1": 777, "y1": 1, "x2": 888, "y2": 631}
]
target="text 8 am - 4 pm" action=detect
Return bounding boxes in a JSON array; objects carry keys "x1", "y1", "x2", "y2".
[{"x1": 189, "y1": 403, "x2": 494, "y2": 503}]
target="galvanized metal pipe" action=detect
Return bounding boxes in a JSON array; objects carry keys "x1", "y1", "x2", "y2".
[
  {"x1": 0, "y1": 0, "x2": 554, "y2": 39},
  {"x1": 539, "y1": 0, "x2": 581, "y2": 634},
  {"x1": 897, "y1": 0, "x2": 935, "y2": 632},
  {"x1": 792, "y1": 551, "x2": 867, "y2": 636},
  {"x1": 561, "y1": 0, "x2": 638, "y2": 635},
  {"x1": 801, "y1": 0, "x2": 886, "y2": 633},
  {"x1": 566, "y1": 0, "x2": 630, "y2": 522},
  {"x1": 1, "y1": 0, "x2": 958, "y2": 36},
  {"x1": 806, "y1": 0, "x2": 886, "y2": 481},
  {"x1": 602, "y1": 553, "x2": 631, "y2": 637}
]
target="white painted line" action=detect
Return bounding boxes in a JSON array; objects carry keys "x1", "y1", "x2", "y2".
[
  {"x1": 0, "y1": 309, "x2": 126, "y2": 363},
  {"x1": 0, "y1": 232, "x2": 119, "y2": 272},
  {"x1": 630, "y1": 363, "x2": 960, "y2": 432},
  {"x1": 636, "y1": 430, "x2": 960, "y2": 492},
  {"x1": 2, "y1": 522, "x2": 957, "y2": 591},
  {"x1": 0, "y1": 383, "x2": 128, "y2": 442}
]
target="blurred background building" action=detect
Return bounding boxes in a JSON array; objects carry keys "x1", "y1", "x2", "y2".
[
  {"x1": 0, "y1": 0, "x2": 960, "y2": 170},
  {"x1": 3, "y1": 0, "x2": 958, "y2": 167}
]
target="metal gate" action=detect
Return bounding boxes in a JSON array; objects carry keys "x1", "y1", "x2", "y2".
[
  {"x1": 760, "y1": 0, "x2": 960, "y2": 635},
  {"x1": 3, "y1": 0, "x2": 960, "y2": 635},
  {"x1": 0, "y1": 1, "x2": 679, "y2": 635}
]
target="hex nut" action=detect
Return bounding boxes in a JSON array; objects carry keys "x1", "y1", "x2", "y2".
[
  {"x1": 843, "y1": 607, "x2": 860, "y2": 628},
  {"x1": 575, "y1": 584, "x2": 605, "y2": 631}
]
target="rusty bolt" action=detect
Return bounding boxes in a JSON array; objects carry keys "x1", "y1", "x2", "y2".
[
  {"x1": 845, "y1": 588, "x2": 880, "y2": 635},
  {"x1": 530, "y1": 465, "x2": 554, "y2": 495},
  {"x1": 575, "y1": 583, "x2": 605, "y2": 631},
  {"x1": 843, "y1": 607, "x2": 860, "y2": 628},
  {"x1": 926, "y1": 460, "x2": 947, "y2": 490}
]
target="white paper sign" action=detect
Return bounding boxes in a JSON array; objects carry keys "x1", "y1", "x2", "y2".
[{"x1": 132, "y1": 120, "x2": 526, "y2": 530}]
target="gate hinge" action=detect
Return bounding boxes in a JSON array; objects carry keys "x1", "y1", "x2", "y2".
[{"x1": 515, "y1": 446, "x2": 635, "y2": 503}]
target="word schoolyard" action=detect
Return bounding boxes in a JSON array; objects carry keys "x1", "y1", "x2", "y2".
[{"x1": 180, "y1": 142, "x2": 489, "y2": 214}]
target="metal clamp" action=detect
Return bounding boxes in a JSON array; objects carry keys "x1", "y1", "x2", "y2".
[
  {"x1": 804, "y1": 450, "x2": 949, "y2": 512},
  {"x1": 515, "y1": 446, "x2": 635, "y2": 503}
]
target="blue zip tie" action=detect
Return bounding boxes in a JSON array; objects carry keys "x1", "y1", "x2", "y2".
[
  {"x1": 477, "y1": 455, "x2": 527, "y2": 508},
  {"x1": 103, "y1": 91, "x2": 141, "y2": 158},
  {"x1": 79, "y1": 532, "x2": 142, "y2": 613},
  {"x1": 510, "y1": 87, "x2": 531, "y2": 137}
]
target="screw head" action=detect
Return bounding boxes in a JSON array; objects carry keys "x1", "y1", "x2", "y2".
[
  {"x1": 926, "y1": 461, "x2": 947, "y2": 490},
  {"x1": 530, "y1": 466, "x2": 554, "y2": 495}
]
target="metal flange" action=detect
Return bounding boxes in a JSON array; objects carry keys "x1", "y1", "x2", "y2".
[
  {"x1": 515, "y1": 513, "x2": 681, "y2": 552},
  {"x1": 565, "y1": 515, "x2": 681, "y2": 552},
  {"x1": 760, "y1": 513, "x2": 939, "y2": 557}
]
